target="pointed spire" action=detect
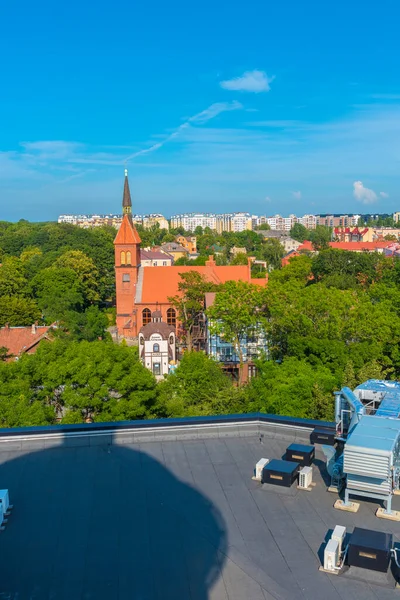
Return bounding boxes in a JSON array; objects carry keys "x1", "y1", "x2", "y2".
[{"x1": 122, "y1": 169, "x2": 132, "y2": 215}]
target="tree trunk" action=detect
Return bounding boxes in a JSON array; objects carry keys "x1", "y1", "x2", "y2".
[{"x1": 186, "y1": 331, "x2": 192, "y2": 352}]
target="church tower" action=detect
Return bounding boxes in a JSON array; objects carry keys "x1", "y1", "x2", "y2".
[{"x1": 114, "y1": 169, "x2": 141, "y2": 338}]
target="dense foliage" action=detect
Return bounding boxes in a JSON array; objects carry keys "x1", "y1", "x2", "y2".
[
  {"x1": 1, "y1": 220, "x2": 399, "y2": 428},
  {"x1": 0, "y1": 220, "x2": 115, "y2": 338}
]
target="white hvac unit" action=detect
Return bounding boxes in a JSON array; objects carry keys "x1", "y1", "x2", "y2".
[
  {"x1": 324, "y1": 538, "x2": 339, "y2": 571},
  {"x1": 298, "y1": 466, "x2": 313, "y2": 488},
  {"x1": 0, "y1": 490, "x2": 10, "y2": 513},
  {"x1": 332, "y1": 525, "x2": 346, "y2": 555},
  {"x1": 254, "y1": 458, "x2": 269, "y2": 481}
]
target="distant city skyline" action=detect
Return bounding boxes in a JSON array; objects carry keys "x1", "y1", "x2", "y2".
[{"x1": 1, "y1": 0, "x2": 400, "y2": 221}]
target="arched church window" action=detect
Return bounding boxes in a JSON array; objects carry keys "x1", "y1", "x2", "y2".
[
  {"x1": 153, "y1": 343, "x2": 160, "y2": 353},
  {"x1": 142, "y1": 308, "x2": 151, "y2": 325},
  {"x1": 126, "y1": 251, "x2": 132, "y2": 265},
  {"x1": 167, "y1": 308, "x2": 176, "y2": 327},
  {"x1": 120, "y1": 251, "x2": 126, "y2": 265}
]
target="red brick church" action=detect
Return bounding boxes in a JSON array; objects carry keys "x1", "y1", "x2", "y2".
[{"x1": 114, "y1": 171, "x2": 266, "y2": 340}]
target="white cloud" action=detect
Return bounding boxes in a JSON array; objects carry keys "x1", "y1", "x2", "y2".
[
  {"x1": 265, "y1": 196, "x2": 272, "y2": 202},
  {"x1": 124, "y1": 101, "x2": 243, "y2": 162},
  {"x1": 220, "y1": 70, "x2": 274, "y2": 93},
  {"x1": 292, "y1": 190, "x2": 302, "y2": 199},
  {"x1": 380, "y1": 191, "x2": 389, "y2": 198},
  {"x1": 353, "y1": 181, "x2": 378, "y2": 204}
]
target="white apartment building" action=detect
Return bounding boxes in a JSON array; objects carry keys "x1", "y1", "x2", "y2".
[
  {"x1": 298, "y1": 214, "x2": 317, "y2": 229},
  {"x1": 171, "y1": 213, "x2": 217, "y2": 231},
  {"x1": 231, "y1": 212, "x2": 252, "y2": 232},
  {"x1": 171, "y1": 212, "x2": 252, "y2": 233}
]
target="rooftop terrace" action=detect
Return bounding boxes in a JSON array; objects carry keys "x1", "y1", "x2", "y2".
[{"x1": 0, "y1": 415, "x2": 398, "y2": 599}]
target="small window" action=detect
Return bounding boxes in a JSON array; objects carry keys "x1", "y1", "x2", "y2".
[
  {"x1": 153, "y1": 343, "x2": 160, "y2": 353},
  {"x1": 120, "y1": 251, "x2": 126, "y2": 265},
  {"x1": 154, "y1": 261, "x2": 157, "y2": 266},
  {"x1": 163, "y1": 261, "x2": 167, "y2": 266},
  {"x1": 142, "y1": 308, "x2": 151, "y2": 325},
  {"x1": 153, "y1": 362, "x2": 161, "y2": 376},
  {"x1": 126, "y1": 251, "x2": 132, "y2": 265},
  {"x1": 167, "y1": 308, "x2": 176, "y2": 327},
  {"x1": 122, "y1": 273, "x2": 130, "y2": 282}
]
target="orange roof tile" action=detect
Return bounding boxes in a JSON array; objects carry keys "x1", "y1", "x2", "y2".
[
  {"x1": 114, "y1": 215, "x2": 141, "y2": 245},
  {"x1": 139, "y1": 265, "x2": 267, "y2": 304},
  {"x1": 298, "y1": 240, "x2": 392, "y2": 252},
  {"x1": 0, "y1": 325, "x2": 53, "y2": 358}
]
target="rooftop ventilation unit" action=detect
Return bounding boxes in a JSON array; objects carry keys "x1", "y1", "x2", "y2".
[
  {"x1": 332, "y1": 525, "x2": 346, "y2": 555},
  {"x1": 324, "y1": 539, "x2": 339, "y2": 571},
  {"x1": 298, "y1": 466, "x2": 313, "y2": 489},
  {"x1": 254, "y1": 458, "x2": 269, "y2": 481}
]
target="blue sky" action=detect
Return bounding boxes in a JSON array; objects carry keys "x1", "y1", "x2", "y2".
[{"x1": 1, "y1": 0, "x2": 400, "y2": 221}]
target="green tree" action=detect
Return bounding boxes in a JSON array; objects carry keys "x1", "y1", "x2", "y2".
[
  {"x1": 55, "y1": 250, "x2": 100, "y2": 304},
  {"x1": 0, "y1": 296, "x2": 41, "y2": 327},
  {"x1": 30, "y1": 267, "x2": 83, "y2": 321},
  {"x1": 155, "y1": 351, "x2": 233, "y2": 417},
  {"x1": 0, "y1": 257, "x2": 27, "y2": 297},
  {"x1": 168, "y1": 271, "x2": 217, "y2": 351},
  {"x1": 290, "y1": 223, "x2": 309, "y2": 242},
  {"x1": 207, "y1": 281, "x2": 266, "y2": 381},
  {"x1": 245, "y1": 357, "x2": 337, "y2": 419},
  {"x1": 62, "y1": 305, "x2": 110, "y2": 341},
  {"x1": 309, "y1": 225, "x2": 332, "y2": 251},
  {"x1": 230, "y1": 252, "x2": 248, "y2": 265},
  {"x1": 255, "y1": 223, "x2": 271, "y2": 231},
  {"x1": 261, "y1": 238, "x2": 285, "y2": 270}
]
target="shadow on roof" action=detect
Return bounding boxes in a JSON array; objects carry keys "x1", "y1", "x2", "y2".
[{"x1": 0, "y1": 434, "x2": 228, "y2": 600}]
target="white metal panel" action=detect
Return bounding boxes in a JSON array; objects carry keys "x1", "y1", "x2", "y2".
[
  {"x1": 347, "y1": 474, "x2": 391, "y2": 494},
  {"x1": 344, "y1": 448, "x2": 390, "y2": 479}
]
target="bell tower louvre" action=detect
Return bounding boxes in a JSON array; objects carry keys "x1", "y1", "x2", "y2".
[{"x1": 114, "y1": 170, "x2": 141, "y2": 337}]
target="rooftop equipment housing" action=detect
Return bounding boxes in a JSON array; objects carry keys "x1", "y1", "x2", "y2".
[
  {"x1": 262, "y1": 459, "x2": 300, "y2": 487},
  {"x1": 332, "y1": 380, "x2": 400, "y2": 517},
  {"x1": 286, "y1": 443, "x2": 315, "y2": 466},
  {"x1": 348, "y1": 527, "x2": 393, "y2": 573}
]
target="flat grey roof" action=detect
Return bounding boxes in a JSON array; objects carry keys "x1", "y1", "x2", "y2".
[{"x1": 0, "y1": 433, "x2": 399, "y2": 599}]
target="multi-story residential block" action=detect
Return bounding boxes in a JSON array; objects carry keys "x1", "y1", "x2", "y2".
[
  {"x1": 393, "y1": 212, "x2": 400, "y2": 224},
  {"x1": 171, "y1": 212, "x2": 252, "y2": 233},
  {"x1": 215, "y1": 213, "x2": 232, "y2": 233},
  {"x1": 171, "y1": 213, "x2": 217, "y2": 231},
  {"x1": 58, "y1": 213, "x2": 168, "y2": 230},
  {"x1": 142, "y1": 214, "x2": 169, "y2": 230},
  {"x1": 316, "y1": 214, "x2": 361, "y2": 227},
  {"x1": 231, "y1": 212, "x2": 252, "y2": 232},
  {"x1": 298, "y1": 214, "x2": 317, "y2": 229}
]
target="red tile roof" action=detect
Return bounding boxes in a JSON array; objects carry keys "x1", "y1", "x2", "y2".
[
  {"x1": 0, "y1": 325, "x2": 54, "y2": 358},
  {"x1": 139, "y1": 265, "x2": 266, "y2": 303},
  {"x1": 298, "y1": 240, "x2": 392, "y2": 252},
  {"x1": 114, "y1": 215, "x2": 141, "y2": 245}
]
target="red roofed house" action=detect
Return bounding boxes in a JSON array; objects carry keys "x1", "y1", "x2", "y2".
[
  {"x1": 281, "y1": 239, "x2": 397, "y2": 268},
  {"x1": 297, "y1": 240, "x2": 394, "y2": 253},
  {"x1": 0, "y1": 323, "x2": 54, "y2": 361},
  {"x1": 114, "y1": 171, "x2": 267, "y2": 340},
  {"x1": 333, "y1": 226, "x2": 372, "y2": 242}
]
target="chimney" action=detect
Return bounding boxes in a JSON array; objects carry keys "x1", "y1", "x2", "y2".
[
  {"x1": 205, "y1": 255, "x2": 215, "y2": 267},
  {"x1": 31, "y1": 323, "x2": 37, "y2": 334}
]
